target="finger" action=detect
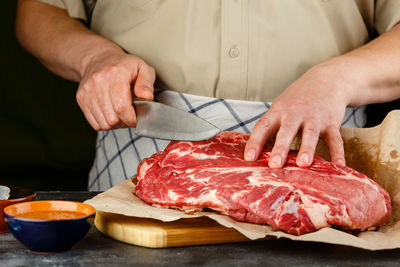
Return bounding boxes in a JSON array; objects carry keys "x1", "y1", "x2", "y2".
[
  {"x1": 112, "y1": 120, "x2": 129, "y2": 129},
  {"x1": 97, "y1": 84, "x2": 121, "y2": 128},
  {"x1": 76, "y1": 95, "x2": 101, "y2": 131},
  {"x1": 110, "y1": 78, "x2": 137, "y2": 127},
  {"x1": 244, "y1": 114, "x2": 279, "y2": 161},
  {"x1": 296, "y1": 123, "x2": 320, "y2": 167},
  {"x1": 269, "y1": 119, "x2": 301, "y2": 169},
  {"x1": 322, "y1": 126, "x2": 346, "y2": 166},
  {"x1": 80, "y1": 104, "x2": 101, "y2": 131},
  {"x1": 76, "y1": 86, "x2": 101, "y2": 131},
  {"x1": 91, "y1": 99, "x2": 111, "y2": 130},
  {"x1": 133, "y1": 63, "x2": 155, "y2": 100}
]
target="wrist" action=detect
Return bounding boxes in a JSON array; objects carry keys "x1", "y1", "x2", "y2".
[
  {"x1": 78, "y1": 37, "x2": 125, "y2": 80},
  {"x1": 308, "y1": 55, "x2": 369, "y2": 107}
]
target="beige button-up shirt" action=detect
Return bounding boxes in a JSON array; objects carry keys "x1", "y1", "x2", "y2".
[{"x1": 40, "y1": 0, "x2": 400, "y2": 102}]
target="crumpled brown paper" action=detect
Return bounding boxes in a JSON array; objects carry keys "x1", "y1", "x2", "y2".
[{"x1": 85, "y1": 110, "x2": 400, "y2": 250}]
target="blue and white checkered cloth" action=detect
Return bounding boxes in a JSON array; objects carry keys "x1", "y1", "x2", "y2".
[{"x1": 88, "y1": 90, "x2": 366, "y2": 191}]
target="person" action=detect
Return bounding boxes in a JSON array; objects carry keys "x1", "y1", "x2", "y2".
[{"x1": 16, "y1": 0, "x2": 400, "y2": 191}]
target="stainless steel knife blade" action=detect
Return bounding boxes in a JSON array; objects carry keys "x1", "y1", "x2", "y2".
[{"x1": 133, "y1": 100, "x2": 221, "y2": 141}]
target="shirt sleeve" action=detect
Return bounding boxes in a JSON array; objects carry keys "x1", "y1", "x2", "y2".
[
  {"x1": 375, "y1": 0, "x2": 400, "y2": 34},
  {"x1": 37, "y1": 0, "x2": 87, "y2": 22}
]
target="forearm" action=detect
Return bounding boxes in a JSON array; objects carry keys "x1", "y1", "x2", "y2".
[
  {"x1": 16, "y1": 0, "x2": 124, "y2": 82},
  {"x1": 311, "y1": 23, "x2": 400, "y2": 106}
]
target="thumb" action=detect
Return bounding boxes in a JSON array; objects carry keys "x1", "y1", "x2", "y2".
[{"x1": 133, "y1": 63, "x2": 156, "y2": 100}]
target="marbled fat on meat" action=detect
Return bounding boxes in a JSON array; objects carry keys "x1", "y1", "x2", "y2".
[{"x1": 135, "y1": 132, "x2": 391, "y2": 235}]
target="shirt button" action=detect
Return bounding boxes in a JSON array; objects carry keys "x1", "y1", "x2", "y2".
[{"x1": 229, "y1": 47, "x2": 240, "y2": 58}]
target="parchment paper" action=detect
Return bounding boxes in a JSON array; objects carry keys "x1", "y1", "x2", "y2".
[{"x1": 85, "y1": 110, "x2": 400, "y2": 250}]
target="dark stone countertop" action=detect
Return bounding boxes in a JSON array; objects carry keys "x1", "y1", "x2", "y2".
[{"x1": 1, "y1": 191, "x2": 400, "y2": 266}]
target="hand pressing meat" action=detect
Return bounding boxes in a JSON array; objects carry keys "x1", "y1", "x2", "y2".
[
  {"x1": 136, "y1": 132, "x2": 391, "y2": 235},
  {"x1": 244, "y1": 24, "x2": 400, "y2": 169}
]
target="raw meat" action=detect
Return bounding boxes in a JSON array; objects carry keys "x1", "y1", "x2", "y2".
[{"x1": 135, "y1": 132, "x2": 391, "y2": 235}]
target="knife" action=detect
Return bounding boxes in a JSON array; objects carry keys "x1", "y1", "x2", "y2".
[{"x1": 133, "y1": 100, "x2": 222, "y2": 141}]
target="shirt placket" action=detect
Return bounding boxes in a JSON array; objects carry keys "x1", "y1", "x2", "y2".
[{"x1": 216, "y1": 0, "x2": 249, "y2": 100}]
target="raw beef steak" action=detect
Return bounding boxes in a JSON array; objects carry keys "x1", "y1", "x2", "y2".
[{"x1": 135, "y1": 132, "x2": 391, "y2": 235}]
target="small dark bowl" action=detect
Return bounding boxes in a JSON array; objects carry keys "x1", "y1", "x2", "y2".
[
  {"x1": 0, "y1": 186, "x2": 36, "y2": 233},
  {"x1": 3, "y1": 200, "x2": 95, "y2": 254}
]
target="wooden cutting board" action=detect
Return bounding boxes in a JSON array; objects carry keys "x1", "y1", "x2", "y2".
[{"x1": 94, "y1": 211, "x2": 269, "y2": 248}]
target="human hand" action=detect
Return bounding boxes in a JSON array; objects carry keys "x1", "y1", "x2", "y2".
[
  {"x1": 244, "y1": 65, "x2": 350, "y2": 168},
  {"x1": 76, "y1": 50, "x2": 155, "y2": 131}
]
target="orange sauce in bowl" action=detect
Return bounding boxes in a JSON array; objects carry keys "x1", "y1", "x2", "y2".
[{"x1": 17, "y1": 210, "x2": 88, "y2": 220}]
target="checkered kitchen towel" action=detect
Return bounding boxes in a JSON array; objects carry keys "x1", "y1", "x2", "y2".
[{"x1": 88, "y1": 90, "x2": 366, "y2": 191}]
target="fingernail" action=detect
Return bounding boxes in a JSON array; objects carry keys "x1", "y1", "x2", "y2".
[
  {"x1": 245, "y1": 150, "x2": 256, "y2": 161},
  {"x1": 143, "y1": 87, "x2": 153, "y2": 97},
  {"x1": 299, "y1": 153, "x2": 309, "y2": 164},
  {"x1": 270, "y1": 155, "x2": 282, "y2": 167},
  {"x1": 337, "y1": 159, "x2": 345, "y2": 166},
  {"x1": 145, "y1": 86, "x2": 153, "y2": 93},
  {"x1": 138, "y1": 86, "x2": 153, "y2": 99}
]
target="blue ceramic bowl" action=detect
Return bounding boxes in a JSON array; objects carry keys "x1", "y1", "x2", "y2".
[{"x1": 3, "y1": 200, "x2": 95, "y2": 254}]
